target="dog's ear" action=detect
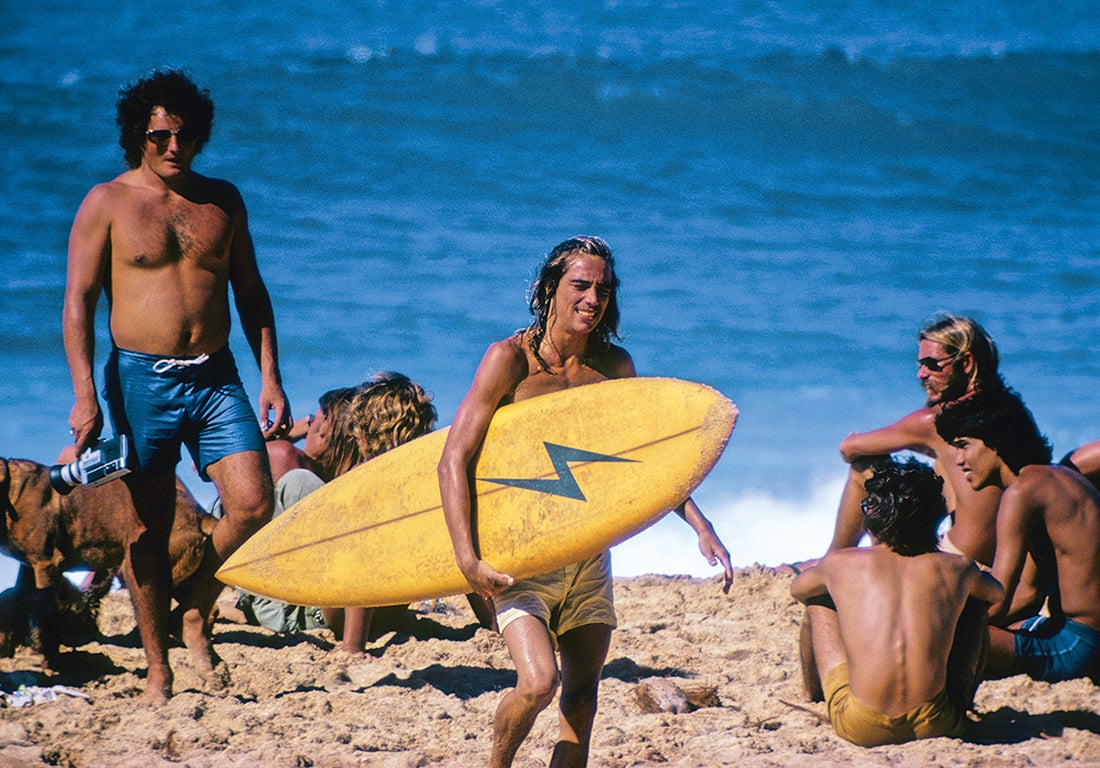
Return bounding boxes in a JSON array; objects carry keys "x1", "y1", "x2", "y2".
[{"x1": 0, "y1": 458, "x2": 8, "y2": 499}]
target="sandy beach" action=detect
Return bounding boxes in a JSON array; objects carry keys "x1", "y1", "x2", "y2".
[{"x1": 2, "y1": 568, "x2": 1099, "y2": 767}]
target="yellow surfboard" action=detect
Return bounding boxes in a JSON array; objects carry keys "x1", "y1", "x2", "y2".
[{"x1": 217, "y1": 377, "x2": 737, "y2": 608}]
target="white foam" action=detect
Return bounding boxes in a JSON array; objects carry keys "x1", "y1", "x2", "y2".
[{"x1": 612, "y1": 474, "x2": 846, "y2": 576}]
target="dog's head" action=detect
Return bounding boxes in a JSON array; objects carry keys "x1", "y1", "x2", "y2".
[{"x1": 0, "y1": 458, "x2": 62, "y2": 551}]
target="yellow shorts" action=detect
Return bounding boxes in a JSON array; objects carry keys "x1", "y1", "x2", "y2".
[
  {"x1": 823, "y1": 663, "x2": 964, "y2": 747},
  {"x1": 496, "y1": 551, "x2": 617, "y2": 638}
]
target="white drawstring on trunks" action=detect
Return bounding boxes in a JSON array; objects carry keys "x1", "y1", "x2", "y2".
[{"x1": 152, "y1": 352, "x2": 210, "y2": 373}]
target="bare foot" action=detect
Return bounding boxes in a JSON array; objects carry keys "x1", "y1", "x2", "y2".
[
  {"x1": 335, "y1": 644, "x2": 368, "y2": 656},
  {"x1": 180, "y1": 606, "x2": 227, "y2": 688},
  {"x1": 143, "y1": 663, "x2": 173, "y2": 705}
]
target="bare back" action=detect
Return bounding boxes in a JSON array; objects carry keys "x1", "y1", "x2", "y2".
[
  {"x1": 996, "y1": 465, "x2": 1100, "y2": 630},
  {"x1": 88, "y1": 170, "x2": 242, "y2": 356},
  {"x1": 813, "y1": 546, "x2": 991, "y2": 715}
]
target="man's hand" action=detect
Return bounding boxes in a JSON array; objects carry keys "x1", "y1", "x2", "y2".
[
  {"x1": 68, "y1": 397, "x2": 104, "y2": 454},
  {"x1": 461, "y1": 559, "x2": 515, "y2": 601},
  {"x1": 697, "y1": 527, "x2": 733, "y2": 594},
  {"x1": 259, "y1": 383, "x2": 292, "y2": 439}
]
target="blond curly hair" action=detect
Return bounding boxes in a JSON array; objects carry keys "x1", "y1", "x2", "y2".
[{"x1": 351, "y1": 373, "x2": 436, "y2": 459}]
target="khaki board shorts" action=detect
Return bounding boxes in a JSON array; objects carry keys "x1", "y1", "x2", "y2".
[
  {"x1": 823, "y1": 663, "x2": 964, "y2": 747},
  {"x1": 496, "y1": 551, "x2": 617, "y2": 637}
]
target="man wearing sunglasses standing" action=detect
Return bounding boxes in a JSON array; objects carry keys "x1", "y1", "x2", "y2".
[{"x1": 62, "y1": 69, "x2": 291, "y2": 703}]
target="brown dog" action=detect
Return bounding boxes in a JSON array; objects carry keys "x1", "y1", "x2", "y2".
[{"x1": 0, "y1": 457, "x2": 215, "y2": 667}]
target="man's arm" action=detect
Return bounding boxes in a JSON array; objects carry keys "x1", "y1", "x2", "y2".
[
  {"x1": 839, "y1": 408, "x2": 939, "y2": 464},
  {"x1": 62, "y1": 185, "x2": 112, "y2": 453},
  {"x1": 988, "y1": 487, "x2": 1034, "y2": 624},
  {"x1": 790, "y1": 559, "x2": 831, "y2": 604},
  {"x1": 968, "y1": 563, "x2": 1005, "y2": 606},
  {"x1": 224, "y1": 185, "x2": 290, "y2": 437},
  {"x1": 438, "y1": 339, "x2": 526, "y2": 599},
  {"x1": 674, "y1": 498, "x2": 733, "y2": 593}
]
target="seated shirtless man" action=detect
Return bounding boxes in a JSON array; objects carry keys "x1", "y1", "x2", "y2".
[
  {"x1": 936, "y1": 386, "x2": 1100, "y2": 684},
  {"x1": 792, "y1": 458, "x2": 1003, "y2": 747}
]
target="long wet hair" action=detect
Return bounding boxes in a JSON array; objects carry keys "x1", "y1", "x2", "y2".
[
  {"x1": 526, "y1": 235, "x2": 621, "y2": 372},
  {"x1": 934, "y1": 386, "x2": 1052, "y2": 475},
  {"x1": 116, "y1": 69, "x2": 214, "y2": 169},
  {"x1": 862, "y1": 458, "x2": 947, "y2": 556}
]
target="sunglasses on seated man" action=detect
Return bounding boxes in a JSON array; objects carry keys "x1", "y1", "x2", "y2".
[{"x1": 917, "y1": 355, "x2": 960, "y2": 372}]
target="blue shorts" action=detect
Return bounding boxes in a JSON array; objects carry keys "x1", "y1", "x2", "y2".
[
  {"x1": 1015, "y1": 615, "x2": 1100, "y2": 684},
  {"x1": 104, "y1": 346, "x2": 265, "y2": 480}
]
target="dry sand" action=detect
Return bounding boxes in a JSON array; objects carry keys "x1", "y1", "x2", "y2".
[{"x1": 2, "y1": 568, "x2": 1099, "y2": 767}]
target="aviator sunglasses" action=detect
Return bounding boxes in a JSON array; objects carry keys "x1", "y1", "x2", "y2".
[
  {"x1": 145, "y1": 126, "x2": 200, "y2": 145},
  {"x1": 917, "y1": 354, "x2": 959, "y2": 372}
]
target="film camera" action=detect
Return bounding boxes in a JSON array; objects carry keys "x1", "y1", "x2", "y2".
[{"x1": 49, "y1": 435, "x2": 131, "y2": 495}]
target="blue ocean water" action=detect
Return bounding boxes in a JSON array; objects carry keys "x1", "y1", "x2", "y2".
[{"x1": 1, "y1": 1, "x2": 1098, "y2": 589}]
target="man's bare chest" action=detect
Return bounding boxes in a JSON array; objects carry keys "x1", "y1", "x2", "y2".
[{"x1": 113, "y1": 198, "x2": 234, "y2": 267}]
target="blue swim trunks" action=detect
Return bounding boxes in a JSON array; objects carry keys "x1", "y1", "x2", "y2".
[
  {"x1": 103, "y1": 346, "x2": 265, "y2": 480},
  {"x1": 1014, "y1": 615, "x2": 1100, "y2": 684}
]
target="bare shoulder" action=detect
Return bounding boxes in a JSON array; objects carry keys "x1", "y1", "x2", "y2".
[
  {"x1": 598, "y1": 342, "x2": 636, "y2": 379},
  {"x1": 487, "y1": 333, "x2": 529, "y2": 369},
  {"x1": 80, "y1": 173, "x2": 140, "y2": 207},
  {"x1": 476, "y1": 334, "x2": 531, "y2": 392},
  {"x1": 189, "y1": 173, "x2": 246, "y2": 211},
  {"x1": 1003, "y1": 466, "x2": 1058, "y2": 507}
]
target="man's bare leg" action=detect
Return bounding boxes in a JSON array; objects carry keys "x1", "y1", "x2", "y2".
[
  {"x1": 983, "y1": 625, "x2": 1019, "y2": 680},
  {"x1": 491, "y1": 616, "x2": 560, "y2": 768},
  {"x1": 1068, "y1": 440, "x2": 1100, "y2": 489},
  {"x1": 946, "y1": 597, "x2": 989, "y2": 712},
  {"x1": 805, "y1": 604, "x2": 848, "y2": 698},
  {"x1": 122, "y1": 473, "x2": 178, "y2": 704},
  {"x1": 798, "y1": 613, "x2": 823, "y2": 702},
  {"x1": 338, "y1": 607, "x2": 373, "y2": 653},
  {"x1": 178, "y1": 450, "x2": 273, "y2": 683},
  {"x1": 551, "y1": 623, "x2": 613, "y2": 768}
]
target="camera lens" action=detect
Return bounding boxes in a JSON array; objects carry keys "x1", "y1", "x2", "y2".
[{"x1": 48, "y1": 462, "x2": 80, "y2": 495}]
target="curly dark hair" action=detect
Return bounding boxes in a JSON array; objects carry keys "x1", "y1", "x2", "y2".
[
  {"x1": 934, "y1": 386, "x2": 1052, "y2": 475},
  {"x1": 116, "y1": 69, "x2": 214, "y2": 169},
  {"x1": 861, "y1": 458, "x2": 947, "y2": 556},
  {"x1": 526, "y1": 235, "x2": 621, "y2": 372}
]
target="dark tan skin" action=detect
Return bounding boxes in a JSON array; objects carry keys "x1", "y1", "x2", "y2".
[
  {"x1": 438, "y1": 252, "x2": 732, "y2": 768},
  {"x1": 829, "y1": 342, "x2": 1001, "y2": 562},
  {"x1": 1066, "y1": 440, "x2": 1100, "y2": 490},
  {"x1": 793, "y1": 544, "x2": 1002, "y2": 718},
  {"x1": 950, "y1": 437, "x2": 1100, "y2": 677},
  {"x1": 821, "y1": 341, "x2": 1047, "y2": 624},
  {"x1": 62, "y1": 106, "x2": 291, "y2": 703}
]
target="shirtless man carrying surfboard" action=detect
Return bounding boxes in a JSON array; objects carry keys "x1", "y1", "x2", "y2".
[{"x1": 439, "y1": 235, "x2": 733, "y2": 768}]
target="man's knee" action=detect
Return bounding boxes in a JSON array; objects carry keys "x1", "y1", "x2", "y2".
[
  {"x1": 559, "y1": 680, "x2": 599, "y2": 721},
  {"x1": 516, "y1": 667, "x2": 560, "y2": 710},
  {"x1": 217, "y1": 480, "x2": 273, "y2": 529}
]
